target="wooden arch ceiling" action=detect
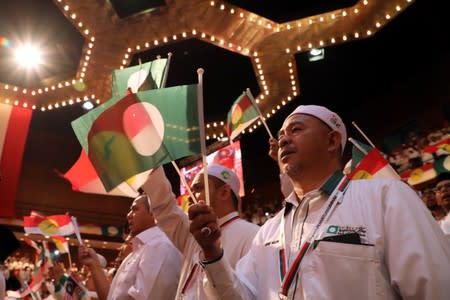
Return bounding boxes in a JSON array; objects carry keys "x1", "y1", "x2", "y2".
[{"x1": 0, "y1": 0, "x2": 414, "y2": 139}]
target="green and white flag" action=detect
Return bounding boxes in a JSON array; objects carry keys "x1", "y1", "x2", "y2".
[
  {"x1": 72, "y1": 85, "x2": 201, "y2": 192},
  {"x1": 434, "y1": 155, "x2": 450, "y2": 175},
  {"x1": 112, "y1": 58, "x2": 168, "y2": 96}
]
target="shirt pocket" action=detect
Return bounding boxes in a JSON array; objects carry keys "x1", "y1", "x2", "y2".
[{"x1": 302, "y1": 241, "x2": 378, "y2": 300}]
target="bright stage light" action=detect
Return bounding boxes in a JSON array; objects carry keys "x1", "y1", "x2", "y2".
[
  {"x1": 308, "y1": 48, "x2": 325, "y2": 62},
  {"x1": 15, "y1": 45, "x2": 42, "y2": 67},
  {"x1": 82, "y1": 101, "x2": 94, "y2": 110}
]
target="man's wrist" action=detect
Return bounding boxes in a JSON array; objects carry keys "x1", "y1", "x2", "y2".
[
  {"x1": 202, "y1": 243, "x2": 222, "y2": 258},
  {"x1": 200, "y1": 248, "x2": 224, "y2": 266}
]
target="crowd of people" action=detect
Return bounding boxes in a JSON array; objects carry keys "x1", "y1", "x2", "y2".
[
  {"x1": 388, "y1": 124, "x2": 450, "y2": 174},
  {"x1": 2, "y1": 104, "x2": 450, "y2": 300}
]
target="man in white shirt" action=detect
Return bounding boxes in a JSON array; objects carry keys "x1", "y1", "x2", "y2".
[
  {"x1": 0, "y1": 225, "x2": 20, "y2": 300},
  {"x1": 0, "y1": 264, "x2": 5, "y2": 300},
  {"x1": 78, "y1": 194, "x2": 182, "y2": 300},
  {"x1": 437, "y1": 173, "x2": 450, "y2": 233},
  {"x1": 189, "y1": 105, "x2": 450, "y2": 299},
  {"x1": 141, "y1": 164, "x2": 259, "y2": 299}
]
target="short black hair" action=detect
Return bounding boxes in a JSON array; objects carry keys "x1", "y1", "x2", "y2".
[
  {"x1": 437, "y1": 172, "x2": 450, "y2": 182},
  {"x1": 134, "y1": 193, "x2": 150, "y2": 212}
]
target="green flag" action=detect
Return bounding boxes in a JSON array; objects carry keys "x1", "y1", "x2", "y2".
[
  {"x1": 72, "y1": 85, "x2": 201, "y2": 192},
  {"x1": 350, "y1": 140, "x2": 372, "y2": 171},
  {"x1": 112, "y1": 59, "x2": 168, "y2": 96},
  {"x1": 434, "y1": 155, "x2": 450, "y2": 175}
]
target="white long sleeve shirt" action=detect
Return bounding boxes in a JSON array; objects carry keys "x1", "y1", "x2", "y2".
[
  {"x1": 440, "y1": 212, "x2": 450, "y2": 234},
  {"x1": 0, "y1": 269, "x2": 4, "y2": 300},
  {"x1": 141, "y1": 167, "x2": 259, "y2": 300},
  {"x1": 203, "y1": 177, "x2": 450, "y2": 300},
  {"x1": 108, "y1": 226, "x2": 182, "y2": 300}
]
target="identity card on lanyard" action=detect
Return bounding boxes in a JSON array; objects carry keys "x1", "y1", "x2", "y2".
[{"x1": 278, "y1": 173, "x2": 351, "y2": 299}]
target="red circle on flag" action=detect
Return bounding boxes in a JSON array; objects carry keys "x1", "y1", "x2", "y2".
[{"x1": 123, "y1": 102, "x2": 165, "y2": 156}]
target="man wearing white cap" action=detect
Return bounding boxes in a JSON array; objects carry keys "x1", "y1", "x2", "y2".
[
  {"x1": 141, "y1": 164, "x2": 259, "y2": 299},
  {"x1": 189, "y1": 104, "x2": 450, "y2": 299}
]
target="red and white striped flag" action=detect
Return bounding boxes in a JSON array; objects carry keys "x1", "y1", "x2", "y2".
[
  {"x1": 24, "y1": 211, "x2": 75, "y2": 236},
  {"x1": 0, "y1": 103, "x2": 32, "y2": 217}
]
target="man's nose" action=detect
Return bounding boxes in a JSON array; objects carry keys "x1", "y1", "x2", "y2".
[{"x1": 278, "y1": 134, "x2": 291, "y2": 149}]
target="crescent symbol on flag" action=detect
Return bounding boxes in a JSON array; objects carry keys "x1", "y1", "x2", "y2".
[{"x1": 38, "y1": 219, "x2": 59, "y2": 235}]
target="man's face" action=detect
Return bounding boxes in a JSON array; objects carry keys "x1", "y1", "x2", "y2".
[
  {"x1": 436, "y1": 179, "x2": 450, "y2": 210},
  {"x1": 126, "y1": 196, "x2": 155, "y2": 236},
  {"x1": 422, "y1": 188, "x2": 438, "y2": 209},
  {"x1": 189, "y1": 175, "x2": 224, "y2": 209},
  {"x1": 277, "y1": 114, "x2": 333, "y2": 176}
]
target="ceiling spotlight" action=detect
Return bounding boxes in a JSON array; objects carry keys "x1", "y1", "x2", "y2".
[
  {"x1": 15, "y1": 45, "x2": 42, "y2": 67},
  {"x1": 308, "y1": 48, "x2": 325, "y2": 62},
  {"x1": 82, "y1": 101, "x2": 94, "y2": 110}
]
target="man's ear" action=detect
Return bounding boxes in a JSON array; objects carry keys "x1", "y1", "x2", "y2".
[
  {"x1": 220, "y1": 184, "x2": 232, "y2": 201},
  {"x1": 328, "y1": 131, "x2": 341, "y2": 154}
]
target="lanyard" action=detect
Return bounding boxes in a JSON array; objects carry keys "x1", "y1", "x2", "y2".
[
  {"x1": 278, "y1": 174, "x2": 350, "y2": 298},
  {"x1": 180, "y1": 215, "x2": 240, "y2": 296}
]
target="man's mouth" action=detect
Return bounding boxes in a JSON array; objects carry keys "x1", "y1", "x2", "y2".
[{"x1": 280, "y1": 149, "x2": 295, "y2": 162}]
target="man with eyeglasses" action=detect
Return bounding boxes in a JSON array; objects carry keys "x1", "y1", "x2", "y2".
[
  {"x1": 422, "y1": 187, "x2": 446, "y2": 220},
  {"x1": 436, "y1": 173, "x2": 450, "y2": 234}
]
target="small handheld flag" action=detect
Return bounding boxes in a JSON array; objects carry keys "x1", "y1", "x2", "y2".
[
  {"x1": 24, "y1": 212, "x2": 75, "y2": 237},
  {"x1": 71, "y1": 216, "x2": 83, "y2": 245},
  {"x1": 226, "y1": 90, "x2": 260, "y2": 141}
]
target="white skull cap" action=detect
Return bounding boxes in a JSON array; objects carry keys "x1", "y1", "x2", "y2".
[
  {"x1": 197, "y1": 164, "x2": 240, "y2": 199},
  {"x1": 287, "y1": 105, "x2": 347, "y2": 154}
]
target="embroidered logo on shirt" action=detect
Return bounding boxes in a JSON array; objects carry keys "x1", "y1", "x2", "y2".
[{"x1": 325, "y1": 224, "x2": 368, "y2": 243}]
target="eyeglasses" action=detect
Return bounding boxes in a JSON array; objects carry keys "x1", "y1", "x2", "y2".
[{"x1": 434, "y1": 182, "x2": 450, "y2": 193}]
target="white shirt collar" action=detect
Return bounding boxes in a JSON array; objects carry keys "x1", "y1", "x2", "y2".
[
  {"x1": 285, "y1": 189, "x2": 322, "y2": 207},
  {"x1": 218, "y1": 211, "x2": 239, "y2": 227},
  {"x1": 132, "y1": 226, "x2": 160, "y2": 250},
  {"x1": 284, "y1": 171, "x2": 343, "y2": 207}
]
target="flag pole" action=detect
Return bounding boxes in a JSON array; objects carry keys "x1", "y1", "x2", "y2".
[
  {"x1": 66, "y1": 242, "x2": 73, "y2": 271},
  {"x1": 155, "y1": 52, "x2": 197, "y2": 204},
  {"x1": 71, "y1": 216, "x2": 83, "y2": 246},
  {"x1": 171, "y1": 162, "x2": 198, "y2": 203},
  {"x1": 246, "y1": 88, "x2": 274, "y2": 140},
  {"x1": 161, "y1": 52, "x2": 172, "y2": 88},
  {"x1": 197, "y1": 68, "x2": 210, "y2": 206},
  {"x1": 348, "y1": 137, "x2": 368, "y2": 155},
  {"x1": 351, "y1": 121, "x2": 376, "y2": 148}
]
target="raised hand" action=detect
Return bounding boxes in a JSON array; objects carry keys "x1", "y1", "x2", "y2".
[
  {"x1": 78, "y1": 245, "x2": 100, "y2": 268},
  {"x1": 268, "y1": 138, "x2": 279, "y2": 161},
  {"x1": 188, "y1": 200, "x2": 222, "y2": 260}
]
